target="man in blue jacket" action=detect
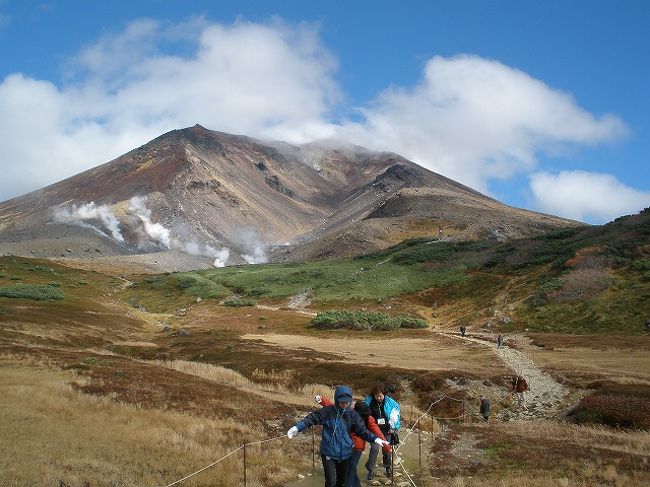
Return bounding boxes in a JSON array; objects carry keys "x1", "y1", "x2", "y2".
[
  {"x1": 363, "y1": 384, "x2": 400, "y2": 479},
  {"x1": 287, "y1": 386, "x2": 389, "y2": 487}
]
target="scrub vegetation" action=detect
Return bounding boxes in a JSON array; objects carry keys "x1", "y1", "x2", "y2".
[
  {"x1": 311, "y1": 310, "x2": 427, "y2": 330},
  {"x1": 127, "y1": 208, "x2": 650, "y2": 334},
  {"x1": 1, "y1": 209, "x2": 649, "y2": 486}
]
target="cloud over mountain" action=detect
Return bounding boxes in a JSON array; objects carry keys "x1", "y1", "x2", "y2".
[
  {"x1": 0, "y1": 18, "x2": 641, "y2": 222},
  {"x1": 343, "y1": 55, "x2": 627, "y2": 192},
  {"x1": 529, "y1": 171, "x2": 650, "y2": 223}
]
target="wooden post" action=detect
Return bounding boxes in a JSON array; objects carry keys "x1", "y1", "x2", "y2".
[
  {"x1": 243, "y1": 443, "x2": 247, "y2": 487},
  {"x1": 312, "y1": 428, "x2": 316, "y2": 472},
  {"x1": 418, "y1": 424, "x2": 422, "y2": 469}
]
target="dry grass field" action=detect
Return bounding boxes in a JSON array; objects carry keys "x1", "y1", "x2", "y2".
[
  {"x1": 240, "y1": 333, "x2": 506, "y2": 376},
  {"x1": 1, "y1": 256, "x2": 649, "y2": 486}
]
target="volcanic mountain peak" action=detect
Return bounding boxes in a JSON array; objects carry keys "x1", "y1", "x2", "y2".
[{"x1": 0, "y1": 125, "x2": 582, "y2": 270}]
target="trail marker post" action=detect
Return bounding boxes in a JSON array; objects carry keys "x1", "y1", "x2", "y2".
[{"x1": 243, "y1": 443, "x2": 247, "y2": 487}]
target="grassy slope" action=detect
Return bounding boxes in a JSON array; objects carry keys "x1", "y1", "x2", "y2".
[
  {"x1": 124, "y1": 208, "x2": 650, "y2": 334},
  {"x1": 2, "y1": 212, "x2": 650, "y2": 486}
]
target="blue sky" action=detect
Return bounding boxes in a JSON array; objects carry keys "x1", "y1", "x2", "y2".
[{"x1": 0, "y1": 0, "x2": 648, "y2": 223}]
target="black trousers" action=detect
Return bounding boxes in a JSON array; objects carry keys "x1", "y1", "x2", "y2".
[{"x1": 321, "y1": 454, "x2": 350, "y2": 487}]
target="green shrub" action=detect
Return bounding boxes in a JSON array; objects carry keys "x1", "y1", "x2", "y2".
[
  {"x1": 311, "y1": 310, "x2": 427, "y2": 331},
  {"x1": 0, "y1": 284, "x2": 64, "y2": 301},
  {"x1": 527, "y1": 278, "x2": 564, "y2": 307},
  {"x1": 47, "y1": 281, "x2": 61, "y2": 287},
  {"x1": 175, "y1": 273, "x2": 230, "y2": 299},
  {"x1": 223, "y1": 299, "x2": 257, "y2": 307},
  {"x1": 632, "y1": 259, "x2": 650, "y2": 271},
  {"x1": 392, "y1": 240, "x2": 491, "y2": 266}
]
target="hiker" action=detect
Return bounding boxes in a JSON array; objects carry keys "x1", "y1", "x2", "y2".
[
  {"x1": 287, "y1": 386, "x2": 389, "y2": 487},
  {"x1": 512, "y1": 375, "x2": 529, "y2": 407},
  {"x1": 497, "y1": 334, "x2": 504, "y2": 349},
  {"x1": 460, "y1": 325, "x2": 466, "y2": 337},
  {"x1": 316, "y1": 396, "x2": 390, "y2": 487},
  {"x1": 480, "y1": 396, "x2": 490, "y2": 421},
  {"x1": 364, "y1": 384, "x2": 401, "y2": 480}
]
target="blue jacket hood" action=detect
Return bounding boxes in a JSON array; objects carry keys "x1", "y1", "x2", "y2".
[{"x1": 334, "y1": 386, "x2": 353, "y2": 406}]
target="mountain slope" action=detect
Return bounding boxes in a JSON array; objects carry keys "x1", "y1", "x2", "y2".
[{"x1": 0, "y1": 125, "x2": 581, "y2": 269}]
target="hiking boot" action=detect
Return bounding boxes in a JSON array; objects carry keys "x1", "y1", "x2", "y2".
[
  {"x1": 386, "y1": 466, "x2": 393, "y2": 476},
  {"x1": 366, "y1": 471, "x2": 374, "y2": 480}
]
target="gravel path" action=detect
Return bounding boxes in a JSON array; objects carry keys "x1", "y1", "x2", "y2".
[{"x1": 447, "y1": 332, "x2": 568, "y2": 419}]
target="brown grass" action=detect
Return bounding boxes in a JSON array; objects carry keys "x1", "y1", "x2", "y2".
[
  {"x1": 0, "y1": 358, "x2": 315, "y2": 487},
  {"x1": 425, "y1": 420, "x2": 650, "y2": 486},
  {"x1": 527, "y1": 333, "x2": 650, "y2": 351},
  {"x1": 3, "y1": 255, "x2": 650, "y2": 486},
  {"x1": 529, "y1": 347, "x2": 650, "y2": 385},
  {"x1": 148, "y1": 359, "x2": 333, "y2": 407},
  {"x1": 240, "y1": 333, "x2": 508, "y2": 376}
]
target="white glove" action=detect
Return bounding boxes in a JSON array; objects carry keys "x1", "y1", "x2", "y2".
[
  {"x1": 287, "y1": 426, "x2": 299, "y2": 439},
  {"x1": 374, "y1": 438, "x2": 390, "y2": 447},
  {"x1": 314, "y1": 394, "x2": 322, "y2": 404}
]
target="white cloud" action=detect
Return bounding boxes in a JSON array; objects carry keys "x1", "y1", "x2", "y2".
[
  {"x1": 340, "y1": 55, "x2": 627, "y2": 192},
  {"x1": 0, "y1": 18, "x2": 339, "y2": 201},
  {"x1": 529, "y1": 171, "x2": 650, "y2": 223},
  {"x1": 0, "y1": 21, "x2": 635, "y2": 210}
]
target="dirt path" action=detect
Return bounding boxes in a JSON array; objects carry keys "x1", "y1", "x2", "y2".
[
  {"x1": 446, "y1": 332, "x2": 568, "y2": 419},
  {"x1": 283, "y1": 426, "x2": 431, "y2": 487},
  {"x1": 256, "y1": 304, "x2": 316, "y2": 317}
]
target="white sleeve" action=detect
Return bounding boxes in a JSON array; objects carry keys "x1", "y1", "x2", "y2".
[{"x1": 388, "y1": 408, "x2": 399, "y2": 427}]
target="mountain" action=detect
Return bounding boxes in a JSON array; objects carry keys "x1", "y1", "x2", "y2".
[{"x1": 0, "y1": 125, "x2": 581, "y2": 271}]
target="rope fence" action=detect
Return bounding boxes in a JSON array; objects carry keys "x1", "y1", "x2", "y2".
[{"x1": 158, "y1": 394, "x2": 487, "y2": 487}]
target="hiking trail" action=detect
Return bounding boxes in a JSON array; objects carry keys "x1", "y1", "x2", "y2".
[{"x1": 446, "y1": 332, "x2": 568, "y2": 419}]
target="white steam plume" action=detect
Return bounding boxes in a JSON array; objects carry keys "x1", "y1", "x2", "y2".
[
  {"x1": 232, "y1": 228, "x2": 269, "y2": 264},
  {"x1": 54, "y1": 202, "x2": 124, "y2": 242},
  {"x1": 209, "y1": 246, "x2": 231, "y2": 268},
  {"x1": 128, "y1": 196, "x2": 171, "y2": 249},
  {"x1": 181, "y1": 241, "x2": 230, "y2": 267}
]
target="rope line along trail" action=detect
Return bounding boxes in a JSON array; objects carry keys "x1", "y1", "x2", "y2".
[
  {"x1": 161, "y1": 445, "x2": 244, "y2": 487},
  {"x1": 158, "y1": 396, "x2": 471, "y2": 487},
  {"x1": 392, "y1": 395, "x2": 468, "y2": 487}
]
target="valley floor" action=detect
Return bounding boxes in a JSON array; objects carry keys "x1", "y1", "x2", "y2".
[{"x1": 1, "y1": 256, "x2": 649, "y2": 486}]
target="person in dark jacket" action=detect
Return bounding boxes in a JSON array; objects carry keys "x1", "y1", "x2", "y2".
[
  {"x1": 287, "y1": 386, "x2": 389, "y2": 487},
  {"x1": 512, "y1": 375, "x2": 529, "y2": 407},
  {"x1": 317, "y1": 396, "x2": 390, "y2": 487},
  {"x1": 363, "y1": 384, "x2": 401, "y2": 479},
  {"x1": 480, "y1": 396, "x2": 490, "y2": 421}
]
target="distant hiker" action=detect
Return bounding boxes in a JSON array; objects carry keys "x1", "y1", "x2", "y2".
[
  {"x1": 645, "y1": 319, "x2": 650, "y2": 331},
  {"x1": 459, "y1": 325, "x2": 466, "y2": 337},
  {"x1": 512, "y1": 375, "x2": 529, "y2": 407},
  {"x1": 287, "y1": 386, "x2": 389, "y2": 487},
  {"x1": 497, "y1": 334, "x2": 504, "y2": 349},
  {"x1": 480, "y1": 396, "x2": 490, "y2": 421},
  {"x1": 317, "y1": 396, "x2": 390, "y2": 487},
  {"x1": 364, "y1": 384, "x2": 401, "y2": 480}
]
